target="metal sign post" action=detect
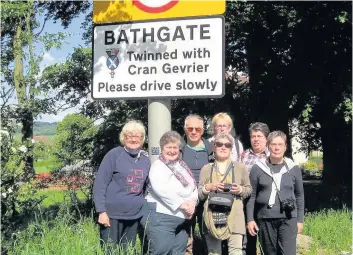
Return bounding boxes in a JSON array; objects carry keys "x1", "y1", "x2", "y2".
[{"x1": 148, "y1": 99, "x2": 171, "y2": 162}]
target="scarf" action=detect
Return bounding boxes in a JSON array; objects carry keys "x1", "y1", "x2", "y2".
[{"x1": 159, "y1": 155, "x2": 196, "y2": 187}]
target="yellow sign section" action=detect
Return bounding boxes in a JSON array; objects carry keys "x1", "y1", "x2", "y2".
[{"x1": 93, "y1": 0, "x2": 226, "y2": 23}]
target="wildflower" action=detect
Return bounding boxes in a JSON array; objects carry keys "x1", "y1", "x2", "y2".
[
  {"x1": 19, "y1": 145, "x2": 27, "y2": 153},
  {"x1": 31, "y1": 139, "x2": 35, "y2": 143},
  {"x1": 8, "y1": 188, "x2": 13, "y2": 193},
  {"x1": 2, "y1": 192, "x2": 7, "y2": 198},
  {"x1": 11, "y1": 147, "x2": 17, "y2": 153}
]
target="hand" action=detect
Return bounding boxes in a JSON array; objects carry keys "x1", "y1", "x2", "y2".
[
  {"x1": 205, "y1": 183, "x2": 217, "y2": 192},
  {"x1": 216, "y1": 183, "x2": 224, "y2": 192},
  {"x1": 180, "y1": 201, "x2": 195, "y2": 216},
  {"x1": 297, "y1": 222, "x2": 303, "y2": 234},
  {"x1": 98, "y1": 212, "x2": 110, "y2": 227},
  {"x1": 247, "y1": 221, "x2": 259, "y2": 236},
  {"x1": 230, "y1": 184, "x2": 242, "y2": 195}
]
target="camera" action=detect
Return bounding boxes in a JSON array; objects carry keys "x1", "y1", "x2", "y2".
[
  {"x1": 280, "y1": 198, "x2": 296, "y2": 213},
  {"x1": 223, "y1": 183, "x2": 232, "y2": 193}
]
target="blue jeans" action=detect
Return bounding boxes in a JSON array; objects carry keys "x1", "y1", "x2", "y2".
[{"x1": 143, "y1": 204, "x2": 187, "y2": 255}]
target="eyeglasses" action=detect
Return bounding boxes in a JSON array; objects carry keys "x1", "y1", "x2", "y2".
[
  {"x1": 269, "y1": 143, "x2": 285, "y2": 148},
  {"x1": 215, "y1": 124, "x2": 229, "y2": 130},
  {"x1": 126, "y1": 134, "x2": 142, "y2": 140},
  {"x1": 186, "y1": 127, "x2": 203, "y2": 133},
  {"x1": 215, "y1": 142, "x2": 232, "y2": 149}
]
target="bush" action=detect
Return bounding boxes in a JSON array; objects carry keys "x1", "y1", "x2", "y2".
[
  {"x1": 301, "y1": 159, "x2": 323, "y2": 177},
  {"x1": 1, "y1": 126, "x2": 42, "y2": 253}
]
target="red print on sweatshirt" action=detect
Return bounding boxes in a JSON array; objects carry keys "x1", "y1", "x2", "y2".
[{"x1": 125, "y1": 169, "x2": 144, "y2": 193}]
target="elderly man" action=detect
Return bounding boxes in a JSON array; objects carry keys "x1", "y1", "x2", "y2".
[
  {"x1": 239, "y1": 122, "x2": 270, "y2": 255},
  {"x1": 181, "y1": 114, "x2": 214, "y2": 255}
]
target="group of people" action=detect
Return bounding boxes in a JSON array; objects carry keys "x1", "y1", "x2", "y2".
[{"x1": 93, "y1": 113, "x2": 305, "y2": 255}]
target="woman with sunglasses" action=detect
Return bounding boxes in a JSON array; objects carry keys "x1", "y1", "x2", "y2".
[
  {"x1": 199, "y1": 133, "x2": 252, "y2": 255},
  {"x1": 208, "y1": 112, "x2": 244, "y2": 162}
]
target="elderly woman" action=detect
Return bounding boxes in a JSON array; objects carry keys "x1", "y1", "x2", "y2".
[
  {"x1": 208, "y1": 112, "x2": 244, "y2": 161},
  {"x1": 247, "y1": 131, "x2": 304, "y2": 255},
  {"x1": 199, "y1": 133, "x2": 252, "y2": 255},
  {"x1": 144, "y1": 131, "x2": 198, "y2": 255},
  {"x1": 93, "y1": 120, "x2": 150, "y2": 254}
]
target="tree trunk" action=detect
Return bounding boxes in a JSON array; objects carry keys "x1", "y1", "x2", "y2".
[
  {"x1": 13, "y1": 19, "x2": 34, "y2": 177},
  {"x1": 320, "y1": 114, "x2": 352, "y2": 208}
]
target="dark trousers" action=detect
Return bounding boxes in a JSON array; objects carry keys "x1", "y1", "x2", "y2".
[
  {"x1": 146, "y1": 211, "x2": 188, "y2": 255},
  {"x1": 242, "y1": 200, "x2": 257, "y2": 255},
  {"x1": 185, "y1": 202, "x2": 206, "y2": 255},
  {"x1": 242, "y1": 232, "x2": 257, "y2": 255},
  {"x1": 100, "y1": 218, "x2": 139, "y2": 255},
  {"x1": 257, "y1": 218, "x2": 297, "y2": 255}
]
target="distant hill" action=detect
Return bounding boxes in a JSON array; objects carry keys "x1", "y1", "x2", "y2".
[{"x1": 15, "y1": 121, "x2": 58, "y2": 136}]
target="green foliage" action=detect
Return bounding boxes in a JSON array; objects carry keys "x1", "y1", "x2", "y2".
[
  {"x1": 53, "y1": 113, "x2": 98, "y2": 165},
  {"x1": 303, "y1": 208, "x2": 352, "y2": 254},
  {"x1": 0, "y1": 125, "x2": 42, "y2": 246},
  {"x1": 302, "y1": 160, "x2": 323, "y2": 171},
  {"x1": 8, "y1": 216, "x2": 140, "y2": 255}
]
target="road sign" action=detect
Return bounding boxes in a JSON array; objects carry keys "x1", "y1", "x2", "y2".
[
  {"x1": 93, "y1": 0, "x2": 226, "y2": 23},
  {"x1": 92, "y1": 16, "x2": 224, "y2": 100}
]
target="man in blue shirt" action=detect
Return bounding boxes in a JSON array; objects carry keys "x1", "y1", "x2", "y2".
[{"x1": 181, "y1": 114, "x2": 214, "y2": 255}]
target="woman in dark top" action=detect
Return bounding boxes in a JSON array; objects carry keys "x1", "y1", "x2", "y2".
[
  {"x1": 93, "y1": 120, "x2": 150, "y2": 254},
  {"x1": 246, "y1": 131, "x2": 304, "y2": 255}
]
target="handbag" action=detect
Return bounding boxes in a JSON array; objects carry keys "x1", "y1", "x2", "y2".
[{"x1": 208, "y1": 162, "x2": 235, "y2": 212}]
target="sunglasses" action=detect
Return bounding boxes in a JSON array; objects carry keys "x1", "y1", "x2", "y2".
[
  {"x1": 215, "y1": 142, "x2": 232, "y2": 149},
  {"x1": 186, "y1": 127, "x2": 203, "y2": 133}
]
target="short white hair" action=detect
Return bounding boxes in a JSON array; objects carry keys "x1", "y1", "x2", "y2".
[
  {"x1": 119, "y1": 120, "x2": 146, "y2": 145},
  {"x1": 184, "y1": 114, "x2": 204, "y2": 129}
]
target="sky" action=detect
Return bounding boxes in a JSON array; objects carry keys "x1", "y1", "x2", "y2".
[{"x1": 35, "y1": 9, "x2": 90, "y2": 123}]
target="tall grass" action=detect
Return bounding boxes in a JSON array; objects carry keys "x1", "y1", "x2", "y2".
[
  {"x1": 7, "y1": 205, "x2": 352, "y2": 255},
  {"x1": 303, "y1": 208, "x2": 352, "y2": 255},
  {"x1": 9, "y1": 215, "x2": 141, "y2": 255}
]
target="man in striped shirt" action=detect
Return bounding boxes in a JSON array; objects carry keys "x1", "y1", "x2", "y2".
[{"x1": 240, "y1": 122, "x2": 270, "y2": 255}]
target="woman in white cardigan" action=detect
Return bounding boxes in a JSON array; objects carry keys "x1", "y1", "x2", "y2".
[{"x1": 144, "y1": 131, "x2": 198, "y2": 255}]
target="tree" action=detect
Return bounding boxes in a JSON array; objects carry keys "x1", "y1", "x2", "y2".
[
  {"x1": 224, "y1": 1, "x2": 352, "y2": 206},
  {"x1": 53, "y1": 113, "x2": 98, "y2": 166},
  {"x1": 1, "y1": 1, "x2": 91, "y2": 250}
]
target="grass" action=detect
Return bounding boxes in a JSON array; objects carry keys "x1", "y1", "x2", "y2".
[
  {"x1": 36, "y1": 189, "x2": 87, "y2": 208},
  {"x1": 8, "y1": 213, "x2": 142, "y2": 255},
  {"x1": 6, "y1": 205, "x2": 352, "y2": 255},
  {"x1": 9, "y1": 217, "x2": 122, "y2": 255},
  {"x1": 34, "y1": 158, "x2": 62, "y2": 174},
  {"x1": 302, "y1": 208, "x2": 352, "y2": 255}
]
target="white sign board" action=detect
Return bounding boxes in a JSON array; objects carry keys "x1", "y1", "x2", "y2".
[{"x1": 92, "y1": 16, "x2": 224, "y2": 100}]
